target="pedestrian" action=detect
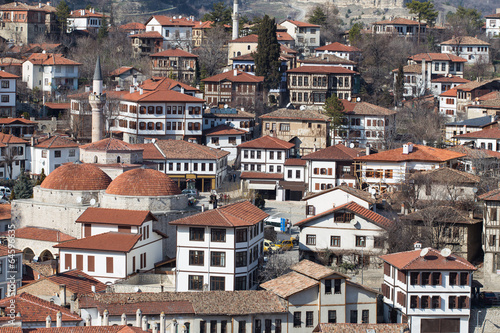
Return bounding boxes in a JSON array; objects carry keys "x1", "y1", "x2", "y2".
[
  {"x1": 224, "y1": 193, "x2": 227, "y2": 204},
  {"x1": 227, "y1": 194, "x2": 231, "y2": 204},
  {"x1": 233, "y1": 173, "x2": 236, "y2": 182}
]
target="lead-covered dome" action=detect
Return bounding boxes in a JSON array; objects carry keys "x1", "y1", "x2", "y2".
[
  {"x1": 105, "y1": 168, "x2": 181, "y2": 196},
  {"x1": 41, "y1": 163, "x2": 112, "y2": 191}
]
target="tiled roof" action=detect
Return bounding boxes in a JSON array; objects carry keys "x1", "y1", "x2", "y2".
[
  {"x1": 148, "y1": 15, "x2": 196, "y2": 27},
  {"x1": 231, "y1": 53, "x2": 255, "y2": 61},
  {"x1": 409, "y1": 53, "x2": 467, "y2": 63},
  {"x1": 154, "y1": 139, "x2": 230, "y2": 160},
  {"x1": 478, "y1": 188, "x2": 500, "y2": 201},
  {"x1": 83, "y1": 299, "x2": 194, "y2": 316},
  {"x1": 25, "y1": 53, "x2": 81, "y2": 66},
  {"x1": 204, "y1": 124, "x2": 247, "y2": 136},
  {"x1": 260, "y1": 109, "x2": 329, "y2": 122},
  {"x1": 295, "y1": 201, "x2": 394, "y2": 230},
  {"x1": 41, "y1": 163, "x2": 112, "y2": 191},
  {"x1": 20, "y1": 269, "x2": 107, "y2": 294},
  {"x1": 0, "y1": 2, "x2": 56, "y2": 12},
  {"x1": 0, "y1": 204, "x2": 10, "y2": 221},
  {"x1": 204, "y1": 108, "x2": 255, "y2": 119},
  {"x1": 106, "y1": 168, "x2": 181, "y2": 196},
  {"x1": 202, "y1": 70, "x2": 264, "y2": 83},
  {"x1": 284, "y1": 158, "x2": 307, "y2": 166},
  {"x1": 0, "y1": 227, "x2": 75, "y2": 242},
  {"x1": 139, "y1": 77, "x2": 198, "y2": 92},
  {"x1": 0, "y1": 118, "x2": 36, "y2": 125},
  {"x1": 34, "y1": 136, "x2": 78, "y2": 149},
  {"x1": 0, "y1": 132, "x2": 28, "y2": 144},
  {"x1": 391, "y1": 64, "x2": 421, "y2": 73},
  {"x1": 54, "y1": 232, "x2": 141, "y2": 252},
  {"x1": 373, "y1": 17, "x2": 424, "y2": 26},
  {"x1": 454, "y1": 127, "x2": 500, "y2": 139},
  {"x1": 240, "y1": 172, "x2": 284, "y2": 180},
  {"x1": 340, "y1": 100, "x2": 396, "y2": 116},
  {"x1": 121, "y1": 89, "x2": 204, "y2": 103},
  {"x1": 150, "y1": 48, "x2": 198, "y2": 58},
  {"x1": 313, "y1": 323, "x2": 408, "y2": 333},
  {"x1": 410, "y1": 167, "x2": 480, "y2": 184},
  {"x1": 455, "y1": 79, "x2": 500, "y2": 92},
  {"x1": 128, "y1": 31, "x2": 163, "y2": 39},
  {"x1": 441, "y1": 36, "x2": 490, "y2": 46},
  {"x1": 109, "y1": 66, "x2": 134, "y2": 76},
  {"x1": 0, "y1": 293, "x2": 81, "y2": 323},
  {"x1": 276, "y1": 31, "x2": 294, "y2": 41},
  {"x1": 78, "y1": 291, "x2": 286, "y2": 316},
  {"x1": 380, "y1": 248, "x2": 476, "y2": 271},
  {"x1": 356, "y1": 144, "x2": 465, "y2": 163},
  {"x1": 80, "y1": 138, "x2": 142, "y2": 152},
  {"x1": 22, "y1": 326, "x2": 149, "y2": 333},
  {"x1": 237, "y1": 135, "x2": 295, "y2": 149},
  {"x1": 23, "y1": 261, "x2": 55, "y2": 277},
  {"x1": 119, "y1": 22, "x2": 146, "y2": 30},
  {"x1": 70, "y1": 9, "x2": 108, "y2": 18},
  {"x1": 260, "y1": 271, "x2": 319, "y2": 298},
  {"x1": 315, "y1": 42, "x2": 361, "y2": 52},
  {"x1": 0, "y1": 70, "x2": 19, "y2": 79},
  {"x1": 76, "y1": 207, "x2": 157, "y2": 226},
  {"x1": 132, "y1": 143, "x2": 164, "y2": 160},
  {"x1": 447, "y1": 145, "x2": 500, "y2": 160},
  {"x1": 402, "y1": 206, "x2": 480, "y2": 225},
  {"x1": 291, "y1": 259, "x2": 344, "y2": 280},
  {"x1": 281, "y1": 44, "x2": 298, "y2": 54},
  {"x1": 485, "y1": 12, "x2": 500, "y2": 19},
  {"x1": 302, "y1": 144, "x2": 359, "y2": 161},
  {"x1": 170, "y1": 200, "x2": 268, "y2": 227},
  {"x1": 478, "y1": 91, "x2": 500, "y2": 101},
  {"x1": 282, "y1": 19, "x2": 320, "y2": 28},
  {"x1": 302, "y1": 184, "x2": 375, "y2": 204},
  {"x1": 0, "y1": 243, "x2": 21, "y2": 256},
  {"x1": 299, "y1": 54, "x2": 357, "y2": 65},
  {"x1": 431, "y1": 75, "x2": 470, "y2": 83},
  {"x1": 44, "y1": 102, "x2": 70, "y2": 110},
  {"x1": 288, "y1": 65, "x2": 358, "y2": 74},
  {"x1": 439, "y1": 87, "x2": 458, "y2": 97},
  {"x1": 0, "y1": 57, "x2": 23, "y2": 66},
  {"x1": 229, "y1": 34, "x2": 259, "y2": 43}
]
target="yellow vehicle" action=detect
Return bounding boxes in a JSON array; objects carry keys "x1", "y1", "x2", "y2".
[
  {"x1": 264, "y1": 239, "x2": 279, "y2": 252},
  {"x1": 276, "y1": 239, "x2": 294, "y2": 251}
]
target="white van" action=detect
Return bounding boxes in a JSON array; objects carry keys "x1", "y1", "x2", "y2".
[{"x1": 0, "y1": 187, "x2": 11, "y2": 199}]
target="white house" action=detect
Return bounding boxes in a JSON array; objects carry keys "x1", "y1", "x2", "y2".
[
  {"x1": 0, "y1": 133, "x2": 29, "y2": 179},
  {"x1": 279, "y1": 20, "x2": 320, "y2": 54},
  {"x1": 430, "y1": 75, "x2": 470, "y2": 98},
  {"x1": 485, "y1": 9, "x2": 500, "y2": 38},
  {"x1": 55, "y1": 208, "x2": 164, "y2": 284},
  {"x1": 478, "y1": 188, "x2": 500, "y2": 290},
  {"x1": 444, "y1": 115, "x2": 495, "y2": 143},
  {"x1": 314, "y1": 42, "x2": 361, "y2": 61},
  {"x1": 281, "y1": 158, "x2": 307, "y2": 201},
  {"x1": 0, "y1": 244, "x2": 22, "y2": 299},
  {"x1": 238, "y1": 135, "x2": 294, "y2": 174},
  {"x1": 453, "y1": 126, "x2": 500, "y2": 151},
  {"x1": 440, "y1": 36, "x2": 490, "y2": 64},
  {"x1": 203, "y1": 107, "x2": 255, "y2": 139},
  {"x1": 30, "y1": 136, "x2": 79, "y2": 175},
  {"x1": 144, "y1": 15, "x2": 195, "y2": 51},
  {"x1": 205, "y1": 124, "x2": 247, "y2": 162},
  {"x1": 170, "y1": 200, "x2": 268, "y2": 292},
  {"x1": 295, "y1": 201, "x2": 394, "y2": 266},
  {"x1": 0, "y1": 70, "x2": 19, "y2": 117},
  {"x1": 439, "y1": 87, "x2": 458, "y2": 118},
  {"x1": 408, "y1": 53, "x2": 467, "y2": 78},
  {"x1": 22, "y1": 53, "x2": 81, "y2": 95},
  {"x1": 67, "y1": 8, "x2": 109, "y2": 33},
  {"x1": 380, "y1": 247, "x2": 476, "y2": 333}
]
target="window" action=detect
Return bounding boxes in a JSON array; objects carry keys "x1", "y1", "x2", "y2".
[
  {"x1": 269, "y1": 151, "x2": 274, "y2": 160},
  {"x1": 189, "y1": 227, "x2": 204, "y2": 241},
  {"x1": 306, "y1": 234, "x2": 316, "y2": 245},
  {"x1": 296, "y1": 170, "x2": 300, "y2": 178},
  {"x1": 331, "y1": 236, "x2": 341, "y2": 247},
  {"x1": 54, "y1": 150, "x2": 61, "y2": 158},
  {"x1": 411, "y1": 295, "x2": 418, "y2": 308},
  {"x1": 489, "y1": 235, "x2": 496, "y2": 247},
  {"x1": 189, "y1": 250, "x2": 204, "y2": 265},
  {"x1": 210, "y1": 276, "x2": 225, "y2": 290},
  {"x1": 255, "y1": 319, "x2": 261, "y2": 333},
  {"x1": 210, "y1": 321, "x2": 217, "y2": 333},
  {"x1": 189, "y1": 275, "x2": 203, "y2": 290},
  {"x1": 211, "y1": 251, "x2": 225, "y2": 267},
  {"x1": 458, "y1": 296, "x2": 468, "y2": 309},
  {"x1": 293, "y1": 312, "x2": 301, "y2": 327},
  {"x1": 106, "y1": 257, "x2": 113, "y2": 273},
  {"x1": 362, "y1": 310, "x2": 369, "y2": 324},
  {"x1": 238, "y1": 321, "x2": 246, "y2": 333},
  {"x1": 421, "y1": 296, "x2": 430, "y2": 309},
  {"x1": 460, "y1": 272, "x2": 469, "y2": 285},
  {"x1": 235, "y1": 276, "x2": 246, "y2": 290},
  {"x1": 88, "y1": 256, "x2": 95, "y2": 272},
  {"x1": 279, "y1": 123, "x2": 290, "y2": 132},
  {"x1": 221, "y1": 321, "x2": 227, "y2": 333},
  {"x1": 350, "y1": 310, "x2": 357, "y2": 323},
  {"x1": 432, "y1": 296, "x2": 441, "y2": 309},
  {"x1": 449, "y1": 272, "x2": 458, "y2": 285},
  {"x1": 236, "y1": 229, "x2": 247, "y2": 242},
  {"x1": 76, "y1": 255, "x2": 83, "y2": 270},
  {"x1": 432, "y1": 272, "x2": 441, "y2": 285},
  {"x1": 275, "y1": 320, "x2": 281, "y2": 333},
  {"x1": 334, "y1": 279, "x2": 341, "y2": 293},
  {"x1": 306, "y1": 312, "x2": 314, "y2": 327},
  {"x1": 410, "y1": 272, "x2": 419, "y2": 285},
  {"x1": 374, "y1": 237, "x2": 384, "y2": 248},
  {"x1": 356, "y1": 236, "x2": 366, "y2": 247},
  {"x1": 1, "y1": 81, "x2": 9, "y2": 88},
  {"x1": 422, "y1": 272, "x2": 431, "y2": 285},
  {"x1": 200, "y1": 321, "x2": 206, "y2": 333},
  {"x1": 211, "y1": 229, "x2": 226, "y2": 242}
]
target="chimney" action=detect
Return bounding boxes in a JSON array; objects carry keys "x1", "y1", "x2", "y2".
[
  {"x1": 91, "y1": 285, "x2": 96, "y2": 293},
  {"x1": 136, "y1": 309, "x2": 142, "y2": 327},
  {"x1": 496, "y1": 8, "x2": 500, "y2": 14},
  {"x1": 59, "y1": 284, "x2": 66, "y2": 307},
  {"x1": 160, "y1": 312, "x2": 166, "y2": 333},
  {"x1": 152, "y1": 324, "x2": 159, "y2": 333},
  {"x1": 365, "y1": 145, "x2": 370, "y2": 156},
  {"x1": 39, "y1": 3, "x2": 42, "y2": 8},
  {"x1": 414, "y1": 241, "x2": 422, "y2": 250},
  {"x1": 102, "y1": 309, "x2": 109, "y2": 326},
  {"x1": 181, "y1": 87, "x2": 185, "y2": 94},
  {"x1": 56, "y1": 311, "x2": 62, "y2": 328},
  {"x1": 121, "y1": 313, "x2": 127, "y2": 325},
  {"x1": 402, "y1": 143, "x2": 413, "y2": 155},
  {"x1": 233, "y1": 69, "x2": 237, "y2": 76},
  {"x1": 46, "y1": 315, "x2": 51, "y2": 328},
  {"x1": 129, "y1": 86, "x2": 135, "y2": 94},
  {"x1": 139, "y1": 87, "x2": 143, "y2": 95},
  {"x1": 85, "y1": 85, "x2": 90, "y2": 93},
  {"x1": 85, "y1": 315, "x2": 91, "y2": 326},
  {"x1": 142, "y1": 315, "x2": 148, "y2": 331},
  {"x1": 170, "y1": 320, "x2": 177, "y2": 333}
]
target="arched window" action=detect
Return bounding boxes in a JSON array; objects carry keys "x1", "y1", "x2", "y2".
[
  {"x1": 94, "y1": 156, "x2": 98, "y2": 163},
  {"x1": 117, "y1": 156, "x2": 121, "y2": 163},
  {"x1": 147, "y1": 122, "x2": 154, "y2": 130},
  {"x1": 139, "y1": 122, "x2": 146, "y2": 130},
  {"x1": 156, "y1": 122, "x2": 163, "y2": 130},
  {"x1": 139, "y1": 106, "x2": 146, "y2": 114}
]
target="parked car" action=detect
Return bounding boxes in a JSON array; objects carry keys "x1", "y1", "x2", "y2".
[
  {"x1": 0, "y1": 187, "x2": 11, "y2": 199},
  {"x1": 182, "y1": 189, "x2": 199, "y2": 197},
  {"x1": 480, "y1": 292, "x2": 498, "y2": 306},
  {"x1": 264, "y1": 239, "x2": 279, "y2": 252},
  {"x1": 275, "y1": 239, "x2": 293, "y2": 251}
]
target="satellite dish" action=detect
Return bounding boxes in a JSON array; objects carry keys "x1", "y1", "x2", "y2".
[
  {"x1": 354, "y1": 221, "x2": 361, "y2": 230},
  {"x1": 76, "y1": 196, "x2": 82, "y2": 203},
  {"x1": 472, "y1": 187, "x2": 478, "y2": 193},
  {"x1": 349, "y1": 143, "x2": 355, "y2": 148},
  {"x1": 369, "y1": 188, "x2": 376, "y2": 195},
  {"x1": 420, "y1": 248, "x2": 429, "y2": 257},
  {"x1": 347, "y1": 97, "x2": 352, "y2": 102},
  {"x1": 300, "y1": 105, "x2": 306, "y2": 110},
  {"x1": 441, "y1": 248, "x2": 452, "y2": 258},
  {"x1": 89, "y1": 198, "x2": 96, "y2": 206},
  {"x1": 356, "y1": 97, "x2": 361, "y2": 102},
  {"x1": 224, "y1": 104, "x2": 229, "y2": 109}
]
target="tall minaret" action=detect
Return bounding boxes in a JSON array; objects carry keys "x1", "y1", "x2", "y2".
[
  {"x1": 232, "y1": 0, "x2": 239, "y2": 40},
  {"x1": 90, "y1": 56, "x2": 106, "y2": 143}
]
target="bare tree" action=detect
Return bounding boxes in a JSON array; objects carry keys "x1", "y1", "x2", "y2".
[
  {"x1": 194, "y1": 25, "x2": 229, "y2": 78},
  {"x1": 396, "y1": 98, "x2": 444, "y2": 145},
  {"x1": 258, "y1": 253, "x2": 298, "y2": 283},
  {"x1": 1, "y1": 147, "x2": 16, "y2": 180}
]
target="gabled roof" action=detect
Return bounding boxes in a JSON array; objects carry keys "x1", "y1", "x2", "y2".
[
  {"x1": 288, "y1": 66, "x2": 358, "y2": 74},
  {"x1": 128, "y1": 31, "x2": 163, "y2": 39},
  {"x1": 260, "y1": 109, "x2": 329, "y2": 122},
  {"x1": 302, "y1": 184, "x2": 375, "y2": 204},
  {"x1": 302, "y1": 144, "x2": 359, "y2": 161},
  {"x1": 119, "y1": 22, "x2": 146, "y2": 31},
  {"x1": 34, "y1": 136, "x2": 78, "y2": 149},
  {"x1": 0, "y1": 2, "x2": 56, "y2": 12},
  {"x1": 139, "y1": 76, "x2": 198, "y2": 92},
  {"x1": 132, "y1": 143, "x2": 164, "y2": 160},
  {"x1": 70, "y1": 9, "x2": 108, "y2": 18},
  {"x1": 121, "y1": 89, "x2": 204, "y2": 103},
  {"x1": 295, "y1": 201, "x2": 394, "y2": 230},
  {"x1": 150, "y1": 48, "x2": 198, "y2": 58},
  {"x1": 0, "y1": 70, "x2": 19, "y2": 79},
  {"x1": 284, "y1": 158, "x2": 307, "y2": 166},
  {"x1": 154, "y1": 139, "x2": 230, "y2": 160},
  {"x1": 453, "y1": 127, "x2": 500, "y2": 139},
  {"x1": 237, "y1": 135, "x2": 294, "y2": 149},
  {"x1": 0, "y1": 118, "x2": 36, "y2": 125},
  {"x1": 25, "y1": 53, "x2": 81, "y2": 66},
  {"x1": 341, "y1": 100, "x2": 396, "y2": 116},
  {"x1": 315, "y1": 42, "x2": 361, "y2": 52},
  {"x1": 356, "y1": 144, "x2": 465, "y2": 163},
  {"x1": 409, "y1": 53, "x2": 467, "y2": 63},
  {"x1": 0, "y1": 227, "x2": 75, "y2": 242},
  {"x1": 379, "y1": 248, "x2": 476, "y2": 271},
  {"x1": 373, "y1": 17, "x2": 424, "y2": 26},
  {"x1": 441, "y1": 36, "x2": 490, "y2": 46},
  {"x1": 0, "y1": 293, "x2": 81, "y2": 323},
  {"x1": 170, "y1": 200, "x2": 268, "y2": 227},
  {"x1": 292, "y1": 259, "x2": 347, "y2": 280},
  {"x1": 54, "y1": 232, "x2": 141, "y2": 252},
  {"x1": 109, "y1": 66, "x2": 136, "y2": 76},
  {"x1": 202, "y1": 70, "x2": 264, "y2": 83},
  {"x1": 76, "y1": 208, "x2": 157, "y2": 226},
  {"x1": 485, "y1": 12, "x2": 500, "y2": 19},
  {"x1": 446, "y1": 115, "x2": 495, "y2": 127},
  {"x1": 281, "y1": 19, "x2": 320, "y2": 28},
  {"x1": 0, "y1": 133, "x2": 28, "y2": 144},
  {"x1": 20, "y1": 269, "x2": 107, "y2": 294},
  {"x1": 147, "y1": 15, "x2": 196, "y2": 27},
  {"x1": 204, "y1": 124, "x2": 247, "y2": 136},
  {"x1": 0, "y1": 204, "x2": 10, "y2": 221},
  {"x1": 391, "y1": 64, "x2": 421, "y2": 74},
  {"x1": 431, "y1": 75, "x2": 470, "y2": 84},
  {"x1": 402, "y1": 206, "x2": 480, "y2": 225},
  {"x1": 299, "y1": 54, "x2": 357, "y2": 65},
  {"x1": 410, "y1": 167, "x2": 480, "y2": 184},
  {"x1": 80, "y1": 138, "x2": 142, "y2": 152},
  {"x1": 478, "y1": 188, "x2": 500, "y2": 201},
  {"x1": 439, "y1": 87, "x2": 458, "y2": 97},
  {"x1": 19, "y1": 326, "x2": 149, "y2": 333},
  {"x1": 447, "y1": 145, "x2": 500, "y2": 160},
  {"x1": 260, "y1": 271, "x2": 318, "y2": 298},
  {"x1": 229, "y1": 34, "x2": 259, "y2": 43}
]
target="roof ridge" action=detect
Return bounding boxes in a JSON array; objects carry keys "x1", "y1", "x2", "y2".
[{"x1": 18, "y1": 292, "x2": 81, "y2": 319}]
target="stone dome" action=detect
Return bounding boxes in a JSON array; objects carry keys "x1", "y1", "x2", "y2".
[
  {"x1": 41, "y1": 163, "x2": 112, "y2": 191},
  {"x1": 105, "y1": 168, "x2": 181, "y2": 196}
]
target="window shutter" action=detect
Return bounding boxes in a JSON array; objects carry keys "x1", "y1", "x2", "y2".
[
  {"x1": 439, "y1": 273, "x2": 442, "y2": 285},
  {"x1": 88, "y1": 256, "x2": 95, "y2": 272},
  {"x1": 465, "y1": 296, "x2": 469, "y2": 309},
  {"x1": 76, "y1": 255, "x2": 83, "y2": 270},
  {"x1": 315, "y1": 183, "x2": 320, "y2": 190},
  {"x1": 106, "y1": 257, "x2": 114, "y2": 273},
  {"x1": 132, "y1": 256, "x2": 136, "y2": 272},
  {"x1": 65, "y1": 253, "x2": 72, "y2": 270},
  {"x1": 418, "y1": 272, "x2": 421, "y2": 285},
  {"x1": 328, "y1": 168, "x2": 332, "y2": 175},
  {"x1": 417, "y1": 296, "x2": 420, "y2": 309},
  {"x1": 84, "y1": 224, "x2": 91, "y2": 237},
  {"x1": 466, "y1": 272, "x2": 470, "y2": 285}
]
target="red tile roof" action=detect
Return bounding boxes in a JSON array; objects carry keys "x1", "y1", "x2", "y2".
[
  {"x1": 202, "y1": 70, "x2": 264, "y2": 83},
  {"x1": 431, "y1": 75, "x2": 470, "y2": 83},
  {"x1": 237, "y1": 135, "x2": 294, "y2": 149},
  {"x1": 148, "y1": 15, "x2": 196, "y2": 27},
  {"x1": 150, "y1": 48, "x2": 198, "y2": 58},
  {"x1": 260, "y1": 109, "x2": 329, "y2": 122},
  {"x1": 0, "y1": 118, "x2": 36, "y2": 125},
  {"x1": 80, "y1": 138, "x2": 142, "y2": 152},
  {"x1": 315, "y1": 42, "x2": 361, "y2": 52},
  {"x1": 485, "y1": 12, "x2": 500, "y2": 19},
  {"x1": 454, "y1": 127, "x2": 500, "y2": 139},
  {"x1": 41, "y1": 163, "x2": 112, "y2": 191},
  {"x1": 229, "y1": 34, "x2": 259, "y2": 43},
  {"x1": 22, "y1": 326, "x2": 149, "y2": 333},
  {"x1": 292, "y1": 259, "x2": 347, "y2": 280},
  {"x1": 282, "y1": 19, "x2": 320, "y2": 28},
  {"x1": 205, "y1": 124, "x2": 247, "y2": 136},
  {"x1": 284, "y1": 158, "x2": 307, "y2": 166},
  {"x1": 154, "y1": 139, "x2": 230, "y2": 160},
  {"x1": 35, "y1": 136, "x2": 78, "y2": 149},
  {"x1": 0, "y1": 132, "x2": 28, "y2": 144},
  {"x1": 440, "y1": 88, "x2": 458, "y2": 97},
  {"x1": 373, "y1": 17, "x2": 424, "y2": 26},
  {"x1": 25, "y1": 53, "x2": 81, "y2": 66},
  {"x1": 409, "y1": 53, "x2": 467, "y2": 63},
  {"x1": 0, "y1": 227, "x2": 75, "y2": 242},
  {"x1": 109, "y1": 66, "x2": 134, "y2": 76},
  {"x1": 70, "y1": 9, "x2": 108, "y2": 18},
  {"x1": 44, "y1": 102, "x2": 70, "y2": 110},
  {"x1": 76, "y1": 207, "x2": 157, "y2": 226},
  {"x1": 276, "y1": 31, "x2": 294, "y2": 41},
  {"x1": 240, "y1": 172, "x2": 284, "y2": 180},
  {"x1": 478, "y1": 188, "x2": 500, "y2": 201},
  {"x1": 0, "y1": 204, "x2": 10, "y2": 221},
  {"x1": 106, "y1": 168, "x2": 181, "y2": 196},
  {"x1": 121, "y1": 89, "x2": 204, "y2": 103},
  {"x1": 302, "y1": 184, "x2": 375, "y2": 203},
  {"x1": 0, "y1": 243, "x2": 21, "y2": 256},
  {"x1": 260, "y1": 271, "x2": 318, "y2": 298},
  {"x1": 170, "y1": 200, "x2": 268, "y2": 227},
  {"x1": 441, "y1": 36, "x2": 490, "y2": 46},
  {"x1": 0, "y1": 70, "x2": 19, "y2": 79},
  {"x1": 54, "y1": 232, "x2": 141, "y2": 252},
  {"x1": 128, "y1": 31, "x2": 163, "y2": 39},
  {"x1": 0, "y1": 293, "x2": 81, "y2": 323},
  {"x1": 20, "y1": 269, "x2": 107, "y2": 294},
  {"x1": 295, "y1": 201, "x2": 394, "y2": 230},
  {"x1": 340, "y1": 100, "x2": 396, "y2": 116},
  {"x1": 380, "y1": 248, "x2": 476, "y2": 271},
  {"x1": 288, "y1": 65, "x2": 358, "y2": 74},
  {"x1": 302, "y1": 144, "x2": 359, "y2": 161},
  {"x1": 132, "y1": 143, "x2": 164, "y2": 160},
  {"x1": 119, "y1": 22, "x2": 146, "y2": 31},
  {"x1": 139, "y1": 77, "x2": 198, "y2": 92},
  {"x1": 356, "y1": 144, "x2": 466, "y2": 163}
]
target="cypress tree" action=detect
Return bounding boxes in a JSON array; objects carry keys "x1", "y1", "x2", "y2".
[
  {"x1": 254, "y1": 15, "x2": 281, "y2": 90},
  {"x1": 13, "y1": 170, "x2": 33, "y2": 199}
]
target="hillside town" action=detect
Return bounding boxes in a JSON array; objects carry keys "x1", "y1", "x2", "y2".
[{"x1": 0, "y1": 0, "x2": 497, "y2": 332}]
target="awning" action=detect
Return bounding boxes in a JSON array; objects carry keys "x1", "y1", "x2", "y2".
[
  {"x1": 248, "y1": 180, "x2": 277, "y2": 190},
  {"x1": 279, "y1": 181, "x2": 306, "y2": 191}
]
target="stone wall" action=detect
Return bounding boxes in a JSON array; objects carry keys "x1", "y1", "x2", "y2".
[{"x1": 470, "y1": 307, "x2": 500, "y2": 333}]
